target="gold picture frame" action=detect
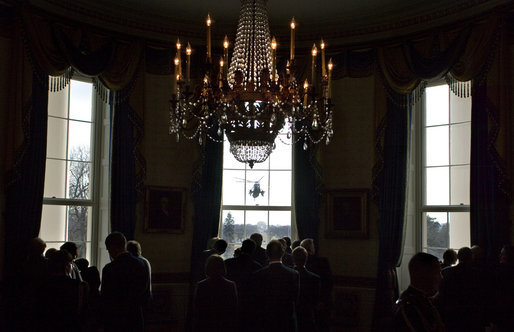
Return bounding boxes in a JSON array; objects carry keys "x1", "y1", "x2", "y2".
[{"x1": 326, "y1": 189, "x2": 368, "y2": 239}]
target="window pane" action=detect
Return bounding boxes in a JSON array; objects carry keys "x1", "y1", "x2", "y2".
[
  {"x1": 450, "y1": 165, "x2": 470, "y2": 205},
  {"x1": 48, "y1": 84, "x2": 69, "y2": 118},
  {"x1": 68, "y1": 121, "x2": 91, "y2": 160},
  {"x1": 47, "y1": 117, "x2": 68, "y2": 159},
  {"x1": 67, "y1": 161, "x2": 91, "y2": 199},
  {"x1": 268, "y1": 211, "x2": 291, "y2": 240},
  {"x1": 425, "y1": 126, "x2": 449, "y2": 167},
  {"x1": 449, "y1": 212, "x2": 470, "y2": 250},
  {"x1": 246, "y1": 210, "x2": 268, "y2": 242},
  {"x1": 221, "y1": 210, "x2": 244, "y2": 258},
  {"x1": 269, "y1": 135, "x2": 292, "y2": 170},
  {"x1": 44, "y1": 159, "x2": 66, "y2": 198},
  {"x1": 67, "y1": 205, "x2": 90, "y2": 243},
  {"x1": 450, "y1": 123, "x2": 470, "y2": 165},
  {"x1": 40, "y1": 205, "x2": 67, "y2": 241},
  {"x1": 222, "y1": 170, "x2": 245, "y2": 205},
  {"x1": 426, "y1": 167, "x2": 449, "y2": 205},
  {"x1": 69, "y1": 80, "x2": 93, "y2": 121},
  {"x1": 245, "y1": 171, "x2": 269, "y2": 206},
  {"x1": 426, "y1": 85, "x2": 449, "y2": 126},
  {"x1": 269, "y1": 171, "x2": 292, "y2": 206},
  {"x1": 424, "y1": 212, "x2": 448, "y2": 254},
  {"x1": 450, "y1": 92, "x2": 471, "y2": 123}
]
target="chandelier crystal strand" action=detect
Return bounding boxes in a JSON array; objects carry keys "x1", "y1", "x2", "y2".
[{"x1": 169, "y1": 0, "x2": 334, "y2": 168}]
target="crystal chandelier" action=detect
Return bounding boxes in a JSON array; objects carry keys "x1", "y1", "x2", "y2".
[{"x1": 169, "y1": 0, "x2": 334, "y2": 168}]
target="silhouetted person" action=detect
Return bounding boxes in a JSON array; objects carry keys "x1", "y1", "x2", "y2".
[
  {"x1": 253, "y1": 239, "x2": 299, "y2": 331},
  {"x1": 440, "y1": 248, "x2": 457, "y2": 270},
  {"x1": 101, "y1": 232, "x2": 150, "y2": 332},
  {"x1": 127, "y1": 240, "x2": 153, "y2": 304},
  {"x1": 45, "y1": 247, "x2": 57, "y2": 258},
  {"x1": 293, "y1": 246, "x2": 320, "y2": 332},
  {"x1": 283, "y1": 236, "x2": 293, "y2": 254},
  {"x1": 192, "y1": 255, "x2": 238, "y2": 332},
  {"x1": 291, "y1": 239, "x2": 301, "y2": 250},
  {"x1": 225, "y1": 239, "x2": 262, "y2": 329},
  {"x1": 280, "y1": 238, "x2": 294, "y2": 267},
  {"x1": 21, "y1": 237, "x2": 49, "y2": 329},
  {"x1": 37, "y1": 249, "x2": 88, "y2": 331},
  {"x1": 393, "y1": 252, "x2": 444, "y2": 331},
  {"x1": 75, "y1": 257, "x2": 102, "y2": 331},
  {"x1": 61, "y1": 241, "x2": 83, "y2": 281},
  {"x1": 492, "y1": 244, "x2": 514, "y2": 331},
  {"x1": 300, "y1": 238, "x2": 333, "y2": 330},
  {"x1": 250, "y1": 233, "x2": 268, "y2": 266},
  {"x1": 438, "y1": 247, "x2": 486, "y2": 331}
]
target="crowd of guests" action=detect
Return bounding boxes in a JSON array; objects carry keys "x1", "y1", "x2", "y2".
[
  {"x1": 191, "y1": 235, "x2": 333, "y2": 332},
  {"x1": 15, "y1": 233, "x2": 152, "y2": 331},
  {"x1": 394, "y1": 245, "x2": 514, "y2": 331}
]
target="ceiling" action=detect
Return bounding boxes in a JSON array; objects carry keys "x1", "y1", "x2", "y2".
[{"x1": 26, "y1": 0, "x2": 511, "y2": 47}]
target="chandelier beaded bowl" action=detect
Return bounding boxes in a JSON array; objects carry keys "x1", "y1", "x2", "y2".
[{"x1": 169, "y1": 0, "x2": 334, "y2": 168}]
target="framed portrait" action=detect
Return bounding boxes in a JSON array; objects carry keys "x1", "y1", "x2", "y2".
[
  {"x1": 144, "y1": 186, "x2": 186, "y2": 233},
  {"x1": 326, "y1": 189, "x2": 368, "y2": 239}
]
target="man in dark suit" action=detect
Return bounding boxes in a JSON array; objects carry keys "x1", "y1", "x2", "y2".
[
  {"x1": 101, "y1": 232, "x2": 150, "y2": 332},
  {"x1": 250, "y1": 233, "x2": 268, "y2": 266},
  {"x1": 253, "y1": 239, "x2": 299, "y2": 332},
  {"x1": 292, "y1": 246, "x2": 320, "y2": 332},
  {"x1": 225, "y1": 239, "x2": 262, "y2": 329}
]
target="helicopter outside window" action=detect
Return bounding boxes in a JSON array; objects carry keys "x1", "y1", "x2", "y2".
[{"x1": 220, "y1": 126, "x2": 293, "y2": 258}]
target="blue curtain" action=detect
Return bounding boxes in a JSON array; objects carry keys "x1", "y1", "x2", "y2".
[
  {"x1": 189, "y1": 137, "x2": 224, "y2": 282},
  {"x1": 294, "y1": 144, "x2": 321, "y2": 243},
  {"x1": 372, "y1": 98, "x2": 409, "y2": 330},
  {"x1": 110, "y1": 100, "x2": 138, "y2": 241},
  {"x1": 470, "y1": 83, "x2": 509, "y2": 262}
]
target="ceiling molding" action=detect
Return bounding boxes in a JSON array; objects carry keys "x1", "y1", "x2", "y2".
[{"x1": 27, "y1": 0, "x2": 512, "y2": 48}]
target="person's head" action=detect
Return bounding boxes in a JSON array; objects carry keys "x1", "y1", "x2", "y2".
[
  {"x1": 291, "y1": 240, "x2": 301, "y2": 250},
  {"x1": 471, "y1": 245, "x2": 484, "y2": 265},
  {"x1": 408, "y1": 252, "x2": 441, "y2": 295},
  {"x1": 60, "y1": 242, "x2": 79, "y2": 259},
  {"x1": 207, "y1": 237, "x2": 220, "y2": 249},
  {"x1": 213, "y1": 239, "x2": 228, "y2": 255},
  {"x1": 205, "y1": 254, "x2": 226, "y2": 278},
  {"x1": 45, "y1": 248, "x2": 57, "y2": 259},
  {"x1": 292, "y1": 246, "x2": 308, "y2": 268},
  {"x1": 278, "y1": 238, "x2": 287, "y2": 250},
  {"x1": 266, "y1": 240, "x2": 284, "y2": 261},
  {"x1": 442, "y1": 248, "x2": 457, "y2": 265},
  {"x1": 27, "y1": 237, "x2": 46, "y2": 257},
  {"x1": 48, "y1": 250, "x2": 73, "y2": 276},
  {"x1": 105, "y1": 232, "x2": 127, "y2": 259},
  {"x1": 250, "y1": 233, "x2": 263, "y2": 247},
  {"x1": 500, "y1": 244, "x2": 514, "y2": 266},
  {"x1": 457, "y1": 247, "x2": 473, "y2": 266},
  {"x1": 240, "y1": 239, "x2": 256, "y2": 255},
  {"x1": 74, "y1": 258, "x2": 89, "y2": 272},
  {"x1": 300, "y1": 238, "x2": 315, "y2": 255},
  {"x1": 282, "y1": 237, "x2": 292, "y2": 248},
  {"x1": 127, "y1": 240, "x2": 142, "y2": 257},
  {"x1": 160, "y1": 196, "x2": 169, "y2": 210}
]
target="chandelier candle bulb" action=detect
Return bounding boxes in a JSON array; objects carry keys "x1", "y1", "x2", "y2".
[
  {"x1": 311, "y1": 44, "x2": 318, "y2": 88},
  {"x1": 206, "y1": 14, "x2": 212, "y2": 62},
  {"x1": 219, "y1": 57, "x2": 224, "y2": 88},
  {"x1": 328, "y1": 58, "x2": 333, "y2": 98},
  {"x1": 223, "y1": 35, "x2": 229, "y2": 79},
  {"x1": 271, "y1": 37, "x2": 277, "y2": 82},
  {"x1": 186, "y1": 43, "x2": 191, "y2": 84},
  {"x1": 173, "y1": 56, "x2": 179, "y2": 92},
  {"x1": 321, "y1": 40, "x2": 326, "y2": 77},
  {"x1": 303, "y1": 79, "x2": 309, "y2": 106},
  {"x1": 290, "y1": 18, "x2": 296, "y2": 61}
]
